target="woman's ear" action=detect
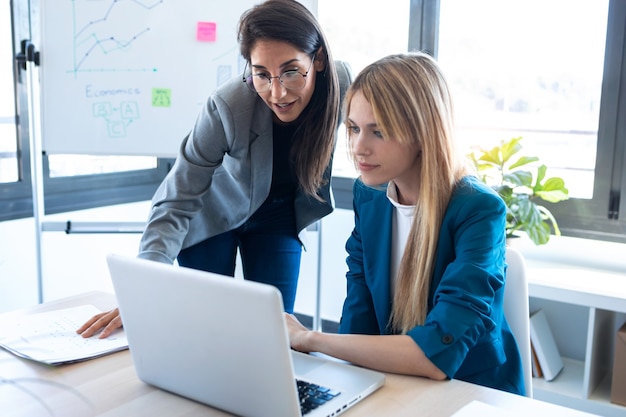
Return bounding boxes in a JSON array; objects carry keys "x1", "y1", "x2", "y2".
[{"x1": 314, "y1": 47, "x2": 326, "y2": 72}]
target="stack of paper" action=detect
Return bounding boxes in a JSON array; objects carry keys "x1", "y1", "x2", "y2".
[{"x1": 0, "y1": 304, "x2": 128, "y2": 365}]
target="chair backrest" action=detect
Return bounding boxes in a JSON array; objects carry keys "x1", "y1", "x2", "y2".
[{"x1": 503, "y1": 246, "x2": 532, "y2": 397}]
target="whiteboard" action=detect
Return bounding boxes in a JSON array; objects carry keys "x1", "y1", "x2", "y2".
[{"x1": 39, "y1": 0, "x2": 312, "y2": 157}]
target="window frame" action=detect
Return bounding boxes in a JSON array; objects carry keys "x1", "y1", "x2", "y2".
[{"x1": 546, "y1": 0, "x2": 626, "y2": 242}]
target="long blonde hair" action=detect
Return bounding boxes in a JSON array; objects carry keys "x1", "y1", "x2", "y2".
[{"x1": 344, "y1": 52, "x2": 471, "y2": 333}]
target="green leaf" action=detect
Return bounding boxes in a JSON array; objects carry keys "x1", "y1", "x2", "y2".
[
  {"x1": 478, "y1": 147, "x2": 503, "y2": 165},
  {"x1": 537, "y1": 205, "x2": 561, "y2": 236},
  {"x1": 509, "y1": 156, "x2": 539, "y2": 170},
  {"x1": 475, "y1": 161, "x2": 498, "y2": 172},
  {"x1": 517, "y1": 199, "x2": 543, "y2": 227},
  {"x1": 514, "y1": 199, "x2": 551, "y2": 245},
  {"x1": 499, "y1": 136, "x2": 523, "y2": 164},
  {"x1": 535, "y1": 165, "x2": 547, "y2": 187},
  {"x1": 534, "y1": 177, "x2": 569, "y2": 202},
  {"x1": 525, "y1": 222, "x2": 551, "y2": 245},
  {"x1": 542, "y1": 177, "x2": 568, "y2": 191},
  {"x1": 494, "y1": 184, "x2": 514, "y2": 199},
  {"x1": 504, "y1": 171, "x2": 533, "y2": 187},
  {"x1": 535, "y1": 189, "x2": 570, "y2": 203}
]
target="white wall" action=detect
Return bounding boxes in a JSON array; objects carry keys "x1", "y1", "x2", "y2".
[
  {"x1": 0, "y1": 202, "x2": 148, "y2": 313},
  {"x1": 0, "y1": 217, "x2": 39, "y2": 312}
]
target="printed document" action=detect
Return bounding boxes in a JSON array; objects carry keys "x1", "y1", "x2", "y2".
[{"x1": 0, "y1": 304, "x2": 127, "y2": 365}]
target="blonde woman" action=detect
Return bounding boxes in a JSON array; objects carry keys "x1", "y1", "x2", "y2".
[{"x1": 286, "y1": 52, "x2": 525, "y2": 396}]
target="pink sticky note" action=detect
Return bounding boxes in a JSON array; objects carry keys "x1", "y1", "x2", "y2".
[{"x1": 197, "y1": 22, "x2": 217, "y2": 42}]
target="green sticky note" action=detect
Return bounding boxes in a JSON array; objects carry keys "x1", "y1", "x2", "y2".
[{"x1": 152, "y1": 88, "x2": 171, "y2": 107}]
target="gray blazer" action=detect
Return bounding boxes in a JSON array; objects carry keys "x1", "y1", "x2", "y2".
[{"x1": 138, "y1": 61, "x2": 353, "y2": 264}]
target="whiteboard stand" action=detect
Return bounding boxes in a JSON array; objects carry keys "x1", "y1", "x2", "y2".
[
  {"x1": 22, "y1": 40, "x2": 44, "y2": 304},
  {"x1": 314, "y1": 219, "x2": 323, "y2": 332},
  {"x1": 41, "y1": 221, "x2": 146, "y2": 234}
]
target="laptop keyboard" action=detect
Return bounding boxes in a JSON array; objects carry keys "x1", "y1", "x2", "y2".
[{"x1": 297, "y1": 379, "x2": 341, "y2": 415}]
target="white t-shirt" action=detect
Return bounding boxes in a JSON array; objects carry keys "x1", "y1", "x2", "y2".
[{"x1": 386, "y1": 181, "x2": 415, "y2": 295}]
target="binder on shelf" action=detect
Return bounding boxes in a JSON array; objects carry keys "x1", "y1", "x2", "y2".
[
  {"x1": 530, "y1": 341, "x2": 543, "y2": 378},
  {"x1": 610, "y1": 321, "x2": 626, "y2": 406},
  {"x1": 529, "y1": 309, "x2": 564, "y2": 381}
]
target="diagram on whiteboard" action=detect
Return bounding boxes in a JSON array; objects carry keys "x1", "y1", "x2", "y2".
[
  {"x1": 92, "y1": 100, "x2": 140, "y2": 138},
  {"x1": 40, "y1": 0, "x2": 251, "y2": 157}
]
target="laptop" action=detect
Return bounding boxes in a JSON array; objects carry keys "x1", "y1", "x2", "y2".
[{"x1": 106, "y1": 254, "x2": 385, "y2": 417}]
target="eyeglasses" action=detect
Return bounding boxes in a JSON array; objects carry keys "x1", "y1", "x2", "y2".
[{"x1": 242, "y1": 57, "x2": 314, "y2": 93}]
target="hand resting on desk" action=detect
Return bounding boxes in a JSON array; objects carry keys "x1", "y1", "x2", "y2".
[{"x1": 76, "y1": 308, "x2": 122, "y2": 339}]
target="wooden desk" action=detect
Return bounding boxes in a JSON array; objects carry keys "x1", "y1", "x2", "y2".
[{"x1": 1, "y1": 292, "x2": 598, "y2": 417}]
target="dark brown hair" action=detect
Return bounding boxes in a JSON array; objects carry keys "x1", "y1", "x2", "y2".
[{"x1": 238, "y1": 0, "x2": 339, "y2": 199}]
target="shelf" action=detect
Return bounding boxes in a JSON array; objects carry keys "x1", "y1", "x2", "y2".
[
  {"x1": 589, "y1": 373, "x2": 613, "y2": 403},
  {"x1": 514, "y1": 236, "x2": 626, "y2": 416},
  {"x1": 583, "y1": 373, "x2": 626, "y2": 417},
  {"x1": 532, "y1": 359, "x2": 624, "y2": 416},
  {"x1": 533, "y1": 357, "x2": 584, "y2": 399},
  {"x1": 527, "y1": 264, "x2": 626, "y2": 313}
]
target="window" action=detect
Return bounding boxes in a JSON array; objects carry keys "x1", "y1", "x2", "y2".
[
  {"x1": 322, "y1": 0, "x2": 626, "y2": 243},
  {"x1": 438, "y1": 0, "x2": 608, "y2": 200},
  {"x1": 318, "y1": 0, "x2": 410, "y2": 207},
  {"x1": 434, "y1": 0, "x2": 626, "y2": 242},
  {"x1": 318, "y1": 0, "x2": 410, "y2": 77}
]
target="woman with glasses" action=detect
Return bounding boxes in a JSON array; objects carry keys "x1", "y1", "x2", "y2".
[
  {"x1": 78, "y1": 0, "x2": 351, "y2": 339},
  {"x1": 285, "y1": 52, "x2": 525, "y2": 396}
]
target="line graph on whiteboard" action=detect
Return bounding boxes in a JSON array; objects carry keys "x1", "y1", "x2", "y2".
[{"x1": 69, "y1": 0, "x2": 163, "y2": 77}]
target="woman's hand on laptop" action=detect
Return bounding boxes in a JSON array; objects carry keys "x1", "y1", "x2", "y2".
[
  {"x1": 76, "y1": 308, "x2": 123, "y2": 339},
  {"x1": 285, "y1": 313, "x2": 313, "y2": 353}
]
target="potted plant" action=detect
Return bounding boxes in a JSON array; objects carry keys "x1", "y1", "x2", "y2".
[{"x1": 468, "y1": 136, "x2": 569, "y2": 245}]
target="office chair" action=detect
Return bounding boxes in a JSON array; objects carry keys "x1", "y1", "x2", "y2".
[{"x1": 503, "y1": 246, "x2": 533, "y2": 398}]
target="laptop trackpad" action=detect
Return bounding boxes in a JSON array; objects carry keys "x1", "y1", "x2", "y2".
[
  {"x1": 292, "y1": 352, "x2": 325, "y2": 375},
  {"x1": 292, "y1": 351, "x2": 352, "y2": 375}
]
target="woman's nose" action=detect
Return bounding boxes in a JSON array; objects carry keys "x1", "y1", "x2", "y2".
[
  {"x1": 269, "y1": 79, "x2": 287, "y2": 98},
  {"x1": 352, "y1": 134, "x2": 369, "y2": 156}
]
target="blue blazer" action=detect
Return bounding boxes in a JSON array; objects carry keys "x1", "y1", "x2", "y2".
[{"x1": 339, "y1": 176, "x2": 525, "y2": 395}]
